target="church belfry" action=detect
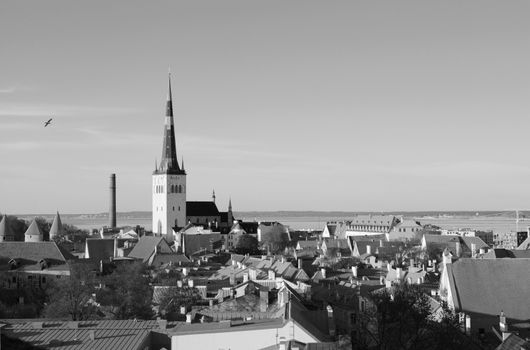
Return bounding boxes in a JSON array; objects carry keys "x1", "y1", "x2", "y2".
[{"x1": 152, "y1": 73, "x2": 186, "y2": 240}]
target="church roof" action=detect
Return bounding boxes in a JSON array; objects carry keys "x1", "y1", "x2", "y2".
[
  {"x1": 186, "y1": 202, "x2": 220, "y2": 217},
  {"x1": 0, "y1": 215, "x2": 14, "y2": 239},
  {"x1": 155, "y1": 73, "x2": 184, "y2": 175},
  {"x1": 24, "y1": 219, "x2": 42, "y2": 236},
  {"x1": 49, "y1": 212, "x2": 64, "y2": 238}
]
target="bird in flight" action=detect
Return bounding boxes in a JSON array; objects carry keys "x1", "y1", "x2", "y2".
[{"x1": 44, "y1": 118, "x2": 53, "y2": 127}]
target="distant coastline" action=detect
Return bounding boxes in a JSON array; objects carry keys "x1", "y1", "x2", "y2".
[{"x1": 13, "y1": 210, "x2": 529, "y2": 233}]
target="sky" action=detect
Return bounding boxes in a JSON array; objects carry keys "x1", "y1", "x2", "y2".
[{"x1": 1, "y1": 0, "x2": 529, "y2": 213}]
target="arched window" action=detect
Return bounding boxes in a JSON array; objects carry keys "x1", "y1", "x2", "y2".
[
  {"x1": 171, "y1": 184, "x2": 174, "y2": 193},
  {"x1": 157, "y1": 220, "x2": 162, "y2": 234},
  {"x1": 179, "y1": 185, "x2": 183, "y2": 193}
]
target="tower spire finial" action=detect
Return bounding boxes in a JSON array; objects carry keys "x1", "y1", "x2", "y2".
[
  {"x1": 229, "y1": 197, "x2": 232, "y2": 211},
  {"x1": 212, "y1": 189, "x2": 216, "y2": 203}
]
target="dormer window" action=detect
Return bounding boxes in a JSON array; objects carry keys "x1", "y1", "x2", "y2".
[
  {"x1": 39, "y1": 259, "x2": 49, "y2": 270},
  {"x1": 8, "y1": 259, "x2": 18, "y2": 270}
]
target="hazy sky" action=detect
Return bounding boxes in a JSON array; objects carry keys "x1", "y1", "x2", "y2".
[{"x1": 1, "y1": 0, "x2": 529, "y2": 213}]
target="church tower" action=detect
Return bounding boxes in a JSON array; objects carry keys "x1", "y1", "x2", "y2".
[{"x1": 152, "y1": 73, "x2": 186, "y2": 240}]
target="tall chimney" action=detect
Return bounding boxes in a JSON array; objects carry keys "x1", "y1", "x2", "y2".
[{"x1": 109, "y1": 174, "x2": 117, "y2": 228}]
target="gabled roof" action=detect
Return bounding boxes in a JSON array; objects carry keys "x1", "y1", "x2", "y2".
[
  {"x1": 24, "y1": 219, "x2": 42, "y2": 236},
  {"x1": 445, "y1": 259, "x2": 530, "y2": 321},
  {"x1": 460, "y1": 236, "x2": 489, "y2": 250},
  {"x1": 49, "y1": 212, "x2": 64, "y2": 238},
  {"x1": 128, "y1": 236, "x2": 171, "y2": 262},
  {"x1": 0, "y1": 242, "x2": 74, "y2": 265},
  {"x1": 325, "y1": 224, "x2": 337, "y2": 236},
  {"x1": 0, "y1": 215, "x2": 14, "y2": 239},
  {"x1": 85, "y1": 238, "x2": 115, "y2": 261},
  {"x1": 186, "y1": 202, "x2": 220, "y2": 217},
  {"x1": 517, "y1": 235, "x2": 530, "y2": 250}
]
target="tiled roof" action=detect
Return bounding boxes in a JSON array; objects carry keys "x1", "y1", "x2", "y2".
[
  {"x1": 128, "y1": 236, "x2": 170, "y2": 262},
  {"x1": 186, "y1": 202, "x2": 220, "y2": 217},
  {"x1": 446, "y1": 259, "x2": 530, "y2": 321},
  {"x1": 460, "y1": 236, "x2": 489, "y2": 250},
  {"x1": 0, "y1": 242, "x2": 74, "y2": 264},
  {"x1": 495, "y1": 333, "x2": 530, "y2": 350}
]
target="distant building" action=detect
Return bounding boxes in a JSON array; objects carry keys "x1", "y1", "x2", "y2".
[{"x1": 494, "y1": 230, "x2": 528, "y2": 249}]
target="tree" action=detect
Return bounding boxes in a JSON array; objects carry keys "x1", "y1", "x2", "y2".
[
  {"x1": 43, "y1": 262, "x2": 99, "y2": 320},
  {"x1": 234, "y1": 234, "x2": 259, "y2": 255},
  {"x1": 97, "y1": 262, "x2": 153, "y2": 320},
  {"x1": 158, "y1": 286, "x2": 202, "y2": 317},
  {"x1": 354, "y1": 283, "x2": 478, "y2": 350},
  {"x1": 260, "y1": 229, "x2": 289, "y2": 254}
]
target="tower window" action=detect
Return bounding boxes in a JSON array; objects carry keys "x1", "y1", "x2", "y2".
[{"x1": 173, "y1": 206, "x2": 175, "y2": 211}]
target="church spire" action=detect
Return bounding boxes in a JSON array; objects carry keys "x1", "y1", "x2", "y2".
[{"x1": 157, "y1": 72, "x2": 183, "y2": 174}]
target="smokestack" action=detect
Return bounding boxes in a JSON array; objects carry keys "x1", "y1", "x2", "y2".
[{"x1": 109, "y1": 174, "x2": 117, "y2": 228}]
